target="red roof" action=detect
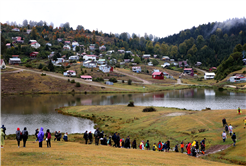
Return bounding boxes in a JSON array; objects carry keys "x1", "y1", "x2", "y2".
[
  {"x1": 184, "y1": 68, "x2": 193, "y2": 70},
  {"x1": 12, "y1": 55, "x2": 19, "y2": 58},
  {"x1": 0, "y1": 59, "x2": 4, "y2": 65},
  {"x1": 30, "y1": 42, "x2": 37, "y2": 45},
  {"x1": 86, "y1": 55, "x2": 96, "y2": 57},
  {"x1": 81, "y1": 75, "x2": 92, "y2": 79},
  {"x1": 152, "y1": 72, "x2": 162, "y2": 75},
  {"x1": 16, "y1": 37, "x2": 22, "y2": 41},
  {"x1": 67, "y1": 70, "x2": 75, "y2": 73}
]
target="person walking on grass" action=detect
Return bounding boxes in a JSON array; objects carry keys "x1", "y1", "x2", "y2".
[
  {"x1": 180, "y1": 141, "x2": 184, "y2": 153},
  {"x1": 35, "y1": 128, "x2": 39, "y2": 141},
  {"x1": 222, "y1": 131, "x2": 227, "y2": 142},
  {"x1": 231, "y1": 132, "x2": 236, "y2": 147},
  {"x1": 229, "y1": 124, "x2": 233, "y2": 136},
  {"x1": 57, "y1": 131, "x2": 62, "y2": 141},
  {"x1": 152, "y1": 143, "x2": 158, "y2": 151},
  {"x1": 222, "y1": 118, "x2": 227, "y2": 127},
  {"x1": 88, "y1": 131, "x2": 93, "y2": 144},
  {"x1": 46, "y1": 129, "x2": 51, "y2": 148},
  {"x1": 158, "y1": 141, "x2": 162, "y2": 151},
  {"x1": 132, "y1": 139, "x2": 137, "y2": 149},
  {"x1": 225, "y1": 124, "x2": 229, "y2": 135},
  {"x1": 16, "y1": 128, "x2": 22, "y2": 148},
  {"x1": 200, "y1": 138, "x2": 206, "y2": 154},
  {"x1": 84, "y1": 131, "x2": 88, "y2": 144},
  {"x1": 145, "y1": 140, "x2": 150, "y2": 150},
  {"x1": 1, "y1": 125, "x2": 6, "y2": 140},
  {"x1": 167, "y1": 139, "x2": 170, "y2": 152},
  {"x1": 186, "y1": 142, "x2": 191, "y2": 155},
  {"x1": 192, "y1": 145, "x2": 197, "y2": 157},
  {"x1": 237, "y1": 107, "x2": 241, "y2": 115},
  {"x1": 1, "y1": 128, "x2": 5, "y2": 148},
  {"x1": 175, "y1": 144, "x2": 179, "y2": 152},
  {"x1": 22, "y1": 127, "x2": 28, "y2": 147},
  {"x1": 196, "y1": 140, "x2": 199, "y2": 154},
  {"x1": 37, "y1": 127, "x2": 44, "y2": 148},
  {"x1": 94, "y1": 128, "x2": 99, "y2": 145},
  {"x1": 63, "y1": 132, "x2": 68, "y2": 141}
]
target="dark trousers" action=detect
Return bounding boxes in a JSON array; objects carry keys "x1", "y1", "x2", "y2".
[
  {"x1": 57, "y1": 138, "x2": 60, "y2": 141},
  {"x1": 39, "y1": 141, "x2": 42, "y2": 147},
  {"x1": 17, "y1": 140, "x2": 20, "y2": 147},
  {"x1": 89, "y1": 138, "x2": 92, "y2": 144},
  {"x1": 23, "y1": 139, "x2": 27, "y2": 147},
  {"x1": 85, "y1": 138, "x2": 88, "y2": 144},
  {"x1": 181, "y1": 148, "x2": 184, "y2": 153},
  {"x1": 47, "y1": 139, "x2": 51, "y2": 147},
  {"x1": 95, "y1": 137, "x2": 99, "y2": 145}
]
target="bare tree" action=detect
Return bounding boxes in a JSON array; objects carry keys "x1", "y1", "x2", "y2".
[
  {"x1": 76, "y1": 25, "x2": 84, "y2": 30},
  {"x1": 23, "y1": 19, "x2": 28, "y2": 27}
]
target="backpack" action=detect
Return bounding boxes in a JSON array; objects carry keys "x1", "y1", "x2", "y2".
[
  {"x1": 200, "y1": 140, "x2": 203, "y2": 144},
  {"x1": 158, "y1": 143, "x2": 161, "y2": 149},
  {"x1": 94, "y1": 130, "x2": 98, "y2": 137},
  {"x1": 48, "y1": 132, "x2": 51, "y2": 139}
]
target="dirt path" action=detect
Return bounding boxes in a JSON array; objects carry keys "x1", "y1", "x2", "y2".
[
  {"x1": 114, "y1": 69, "x2": 152, "y2": 84},
  {"x1": 6, "y1": 66, "x2": 130, "y2": 91},
  {"x1": 194, "y1": 67, "x2": 207, "y2": 74},
  {"x1": 1, "y1": 69, "x2": 23, "y2": 74},
  {"x1": 197, "y1": 144, "x2": 232, "y2": 158}
]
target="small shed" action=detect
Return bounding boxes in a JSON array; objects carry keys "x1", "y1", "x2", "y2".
[
  {"x1": 30, "y1": 52, "x2": 39, "y2": 58},
  {"x1": 132, "y1": 66, "x2": 141, "y2": 73},
  {"x1": 152, "y1": 72, "x2": 164, "y2": 79},
  {"x1": 81, "y1": 75, "x2": 92, "y2": 81},
  {"x1": 204, "y1": 73, "x2": 215, "y2": 80},
  {"x1": 106, "y1": 81, "x2": 114, "y2": 85},
  {"x1": 9, "y1": 58, "x2": 21, "y2": 65},
  {"x1": 183, "y1": 68, "x2": 194, "y2": 76},
  {"x1": 63, "y1": 70, "x2": 76, "y2": 77}
]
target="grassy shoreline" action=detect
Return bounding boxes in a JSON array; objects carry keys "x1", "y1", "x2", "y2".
[{"x1": 57, "y1": 105, "x2": 246, "y2": 165}]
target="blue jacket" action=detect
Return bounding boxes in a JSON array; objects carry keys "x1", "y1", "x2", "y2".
[{"x1": 37, "y1": 127, "x2": 44, "y2": 142}]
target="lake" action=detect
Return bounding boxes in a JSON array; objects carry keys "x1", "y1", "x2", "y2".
[{"x1": 1, "y1": 89, "x2": 245, "y2": 135}]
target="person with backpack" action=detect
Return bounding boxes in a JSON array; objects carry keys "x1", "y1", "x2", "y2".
[
  {"x1": 94, "y1": 128, "x2": 99, "y2": 145},
  {"x1": 102, "y1": 135, "x2": 107, "y2": 145},
  {"x1": 57, "y1": 131, "x2": 62, "y2": 141},
  {"x1": 195, "y1": 140, "x2": 199, "y2": 154},
  {"x1": 88, "y1": 131, "x2": 93, "y2": 144},
  {"x1": 175, "y1": 144, "x2": 179, "y2": 152},
  {"x1": 125, "y1": 136, "x2": 130, "y2": 148},
  {"x1": 132, "y1": 139, "x2": 137, "y2": 149},
  {"x1": 222, "y1": 118, "x2": 227, "y2": 127},
  {"x1": 180, "y1": 141, "x2": 184, "y2": 153},
  {"x1": 237, "y1": 107, "x2": 241, "y2": 115},
  {"x1": 16, "y1": 127, "x2": 22, "y2": 148},
  {"x1": 225, "y1": 124, "x2": 229, "y2": 135},
  {"x1": 152, "y1": 143, "x2": 158, "y2": 151},
  {"x1": 54, "y1": 131, "x2": 58, "y2": 141},
  {"x1": 107, "y1": 136, "x2": 112, "y2": 146},
  {"x1": 145, "y1": 140, "x2": 150, "y2": 150},
  {"x1": 139, "y1": 141, "x2": 144, "y2": 150},
  {"x1": 1, "y1": 128, "x2": 5, "y2": 148},
  {"x1": 1, "y1": 125, "x2": 6, "y2": 140},
  {"x1": 22, "y1": 127, "x2": 28, "y2": 147},
  {"x1": 163, "y1": 142, "x2": 168, "y2": 152},
  {"x1": 158, "y1": 141, "x2": 162, "y2": 151},
  {"x1": 200, "y1": 138, "x2": 206, "y2": 154},
  {"x1": 63, "y1": 132, "x2": 68, "y2": 141},
  {"x1": 161, "y1": 142, "x2": 164, "y2": 151},
  {"x1": 186, "y1": 142, "x2": 191, "y2": 155},
  {"x1": 112, "y1": 132, "x2": 117, "y2": 147},
  {"x1": 35, "y1": 128, "x2": 39, "y2": 141},
  {"x1": 228, "y1": 124, "x2": 233, "y2": 136},
  {"x1": 116, "y1": 133, "x2": 120, "y2": 147},
  {"x1": 84, "y1": 131, "x2": 88, "y2": 144},
  {"x1": 231, "y1": 132, "x2": 236, "y2": 147},
  {"x1": 167, "y1": 139, "x2": 170, "y2": 152},
  {"x1": 37, "y1": 127, "x2": 44, "y2": 148},
  {"x1": 99, "y1": 131, "x2": 104, "y2": 145},
  {"x1": 222, "y1": 131, "x2": 227, "y2": 142},
  {"x1": 192, "y1": 145, "x2": 197, "y2": 157},
  {"x1": 46, "y1": 129, "x2": 51, "y2": 148}
]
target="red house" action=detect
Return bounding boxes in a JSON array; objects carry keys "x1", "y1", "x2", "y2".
[
  {"x1": 152, "y1": 72, "x2": 164, "y2": 79},
  {"x1": 30, "y1": 52, "x2": 39, "y2": 58},
  {"x1": 209, "y1": 67, "x2": 217, "y2": 71}
]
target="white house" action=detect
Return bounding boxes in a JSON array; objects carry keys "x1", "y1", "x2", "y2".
[
  {"x1": 118, "y1": 50, "x2": 125, "y2": 54},
  {"x1": 9, "y1": 58, "x2": 21, "y2": 65},
  {"x1": 83, "y1": 61, "x2": 97, "y2": 68},
  {"x1": 63, "y1": 45, "x2": 71, "y2": 50},
  {"x1": 161, "y1": 62, "x2": 170, "y2": 68},
  {"x1": 229, "y1": 74, "x2": 246, "y2": 82},
  {"x1": 83, "y1": 55, "x2": 97, "y2": 61},
  {"x1": 81, "y1": 75, "x2": 92, "y2": 81},
  {"x1": 63, "y1": 70, "x2": 76, "y2": 77},
  {"x1": 0, "y1": 59, "x2": 6, "y2": 69},
  {"x1": 99, "y1": 45, "x2": 106, "y2": 51},
  {"x1": 162, "y1": 56, "x2": 170, "y2": 61},
  {"x1": 69, "y1": 55, "x2": 79, "y2": 61},
  {"x1": 97, "y1": 59, "x2": 106, "y2": 65},
  {"x1": 72, "y1": 42, "x2": 79, "y2": 47},
  {"x1": 57, "y1": 58, "x2": 65, "y2": 63},
  {"x1": 46, "y1": 43, "x2": 52, "y2": 46},
  {"x1": 99, "y1": 65, "x2": 112, "y2": 73},
  {"x1": 12, "y1": 28, "x2": 20, "y2": 32},
  {"x1": 31, "y1": 42, "x2": 41, "y2": 49},
  {"x1": 204, "y1": 73, "x2": 215, "y2": 80},
  {"x1": 163, "y1": 71, "x2": 170, "y2": 78},
  {"x1": 29, "y1": 40, "x2": 37, "y2": 44},
  {"x1": 132, "y1": 66, "x2": 141, "y2": 73},
  {"x1": 107, "y1": 50, "x2": 114, "y2": 54},
  {"x1": 143, "y1": 54, "x2": 151, "y2": 59},
  {"x1": 148, "y1": 62, "x2": 153, "y2": 66}
]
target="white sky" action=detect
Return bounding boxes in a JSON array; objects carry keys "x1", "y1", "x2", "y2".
[{"x1": 0, "y1": 0, "x2": 245, "y2": 38}]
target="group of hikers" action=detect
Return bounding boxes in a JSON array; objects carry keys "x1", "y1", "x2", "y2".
[{"x1": 221, "y1": 118, "x2": 238, "y2": 146}]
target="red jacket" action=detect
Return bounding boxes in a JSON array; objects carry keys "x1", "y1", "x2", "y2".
[
  {"x1": 158, "y1": 142, "x2": 162, "y2": 151},
  {"x1": 186, "y1": 143, "x2": 191, "y2": 154}
]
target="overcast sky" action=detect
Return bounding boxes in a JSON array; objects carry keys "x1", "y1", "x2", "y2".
[{"x1": 0, "y1": 0, "x2": 245, "y2": 38}]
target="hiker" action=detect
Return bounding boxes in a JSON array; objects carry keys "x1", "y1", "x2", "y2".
[
  {"x1": 192, "y1": 140, "x2": 196, "y2": 147},
  {"x1": 57, "y1": 131, "x2": 62, "y2": 141},
  {"x1": 200, "y1": 138, "x2": 206, "y2": 154},
  {"x1": 35, "y1": 128, "x2": 39, "y2": 141},
  {"x1": 84, "y1": 131, "x2": 88, "y2": 144},
  {"x1": 1, "y1": 125, "x2": 6, "y2": 139},
  {"x1": 102, "y1": 135, "x2": 107, "y2": 145},
  {"x1": 37, "y1": 127, "x2": 44, "y2": 148},
  {"x1": 121, "y1": 138, "x2": 125, "y2": 147},
  {"x1": 163, "y1": 142, "x2": 168, "y2": 152},
  {"x1": 1, "y1": 128, "x2": 5, "y2": 148},
  {"x1": 222, "y1": 118, "x2": 227, "y2": 127},
  {"x1": 180, "y1": 141, "x2": 184, "y2": 153},
  {"x1": 196, "y1": 140, "x2": 199, "y2": 153},
  {"x1": 237, "y1": 107, "x2": 241, "y2": 114},
  {"x1": 192, "y1": 145, "x2": 197, "y2": 157},
  {"x1": 175, "y1": 144, "x2": 179, "y2": 152},
  {"x1": 161, "y1": 142, "x2": 164, "y2": 151},
  {"x1": 46, "y1": 129, "x2": 51, "y2": 148},
  {"x1": 16, "y1": 128, "x2": 22, "y2": 148},
  {"x1": 132, "y1": 139, "x2": 137, "y2": 149},
  {"x1": 186, "y1": 142, "x2": 191, "y2": 155},
  {"x1": 222, "y1": 131, "x2": 227, "y2": 142},
  {"x1": 22, "y1": 127, "x2": 28, "y2": 147},
  {"x1": 228, "y1": 124, "x2": 233, "y2": 136},
  {"x1": 63, "y1": 132, "x2": 68, "y2": 141},
  {"x1": 153, "y1": 143, "x2": 158, "y2": 151},
  {"x1": 94, "y1": 128, "x2": 99, "y2": 145},
  {"x1": 231, "y1": 132, "x2": 236, "y2": 147},
  {"x1": 112, "y1": 132, "x2": 117, "y2": 147},
  {"x1": 158, "y1": 141, "x2": 162, "y2": 151},
  {"x1": 107, "y1": 136, "x2": 112, "y2": 146},
  {"x1": 54, "y1": 131, "x2": 58, "y2": 141},
  {"x1": 225, "y1": 124, "x2": 229, "y2": 135},
  {"x1": 145, "y1": 140, "x2": 150, "y2": 150},
  {"x1": 88, "y1": 131, "x2": 93, "y2": 144},
  {"x1": 244, "y1": 118, "x2": 246, "y2": 129},
  {"x1": 99, "y1": 131, "x2": 104, "y2": 145},
  {"x1": 139, "y1": 141, "x2": 144, "y2": 150},
  {"x1": 167, "y1": 139, "x2": 170, "y2": 152},
  {"x1": 125, "y1": 136, "x2": 130, "y2": 148},
  {"x1": 116, "y1": 133, "x2": 120, "y2": 147}
]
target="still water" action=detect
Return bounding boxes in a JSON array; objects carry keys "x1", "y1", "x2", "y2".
[{"x1": 1, "y1": 89, "x2": 245, "y2": 134}]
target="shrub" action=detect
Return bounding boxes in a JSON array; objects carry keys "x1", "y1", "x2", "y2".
[
  {"x1": 109, "y1": 77, "x2": 117, "y2": 83},
  {"x1": 25, "y1": 64, "x2": 32, "y2": 68},
  {"x1": 128, "y1": 79, "x2": 132, "y2": 85},
  {"x1": 41, "y1": 73, "x2": 46, "y2": 76},
  {"x1": 243, "y1": 71, "x2": 246, "y2": 74},
  {"x1": 142, "y1": 106, "x2": 156, "y2": 112},
  {"x1": 75, "y1": 82, "x2": 81, "y2": 87},
  {"x1": 42, "y1": 66, "x2": 48, "y2": 71},
  {"x1": 127, "y1": 100, "x2": 134, "y2": 107},
  {"x1": 71, "y1": 79, "x2": 75, "y2": 83},
  {"x1": 122, "y1": 80, "x2": 125, "y2": 83},
  {"x1": 66, "y1": 65, "x2": 71, "y2": 68},
  {"x1": 38, "y1": 63, "x2": 43, "y2": 69}
]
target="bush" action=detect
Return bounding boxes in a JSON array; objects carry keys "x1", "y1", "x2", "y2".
[
  {"x1": 25, "y1": 64, "x2": 32, "y2": 68},
  {"x1": 109, "y1": 77, "x2": 117, "y2": 83},
  {"x1": 128, "y1": 79, "x2": 132, "y2": 85},
  {"x1": 142, "y1": 107, "x2": 156, "y2": 112},
  {"x1": 122, "y1": 80, "x2": 125, "y2": 83},
  {"x1": 38, "y1": 63, "x2": 43, "y2": 69},
  {"x1": 42, "y1": 66, "x2": 49, "y2": 71},
  {"x1": 66, "y1": 65, "x2": 71, "y2": 68},
  {"x1": 71, "y1": 79, "x2": 75, "y2": 83},
  {"x1": 127, "y1": 100, "x2": 134, "y2": 107},
  {"x1": 75, "y1": 82, "x2": 81, "y2": 87},
  {"x1": 243, "y1": 71, "x2": 246, "y2": 74},
  {"x1": 41, "y1": 73, "x2": 46, "y2": 76}
]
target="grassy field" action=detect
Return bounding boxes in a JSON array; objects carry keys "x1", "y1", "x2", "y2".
[
  {"x1": 58, "y1": 105, "x2": 246, "y2": 165},
  {"x1": 1, "y1": 140, "x2": 234, "y2": 166}
]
